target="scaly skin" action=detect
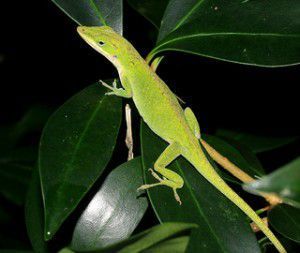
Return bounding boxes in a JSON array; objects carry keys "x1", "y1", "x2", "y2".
[{"x1": 77, "y1": 26, "x2": 286, "y2": 253}]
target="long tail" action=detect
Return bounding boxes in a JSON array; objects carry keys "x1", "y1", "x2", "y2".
[{"x1": 191, "y1": 152, "x2": 286, "y2": 253}]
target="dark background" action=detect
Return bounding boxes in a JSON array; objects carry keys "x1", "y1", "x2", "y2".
[{"x1": 1, "y1": 0, "x2": 299, "y2": 135}]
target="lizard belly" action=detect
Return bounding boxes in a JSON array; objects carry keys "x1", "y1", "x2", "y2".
[{"x1": 133, "y1": 93, "x2": 190, "y2": 145}]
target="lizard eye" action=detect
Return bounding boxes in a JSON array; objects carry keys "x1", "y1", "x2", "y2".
[{"x1": 98, "y1": 41, "x2": 105, "y2": 46}]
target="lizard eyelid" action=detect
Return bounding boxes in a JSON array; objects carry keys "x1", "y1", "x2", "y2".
[{"x1": 99, "y1": 41, "x2": 105, "y2": 46}]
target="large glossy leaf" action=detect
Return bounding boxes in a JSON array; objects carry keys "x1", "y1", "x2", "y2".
[
  {"x1": 244, "y1": 157, "x2": 300, "y2": 208},
  {"x1": 140, "y1": 122, "x2": 260, "y2": 253},
  {"x1": 143, "y1": 236, "x2": 189, "y2": 253},
  {"x1": 25, "y1": 168, "x2": 50, "y2": 253},
  {"x1": 114, "y1": 223, "x2": 195, "y2": 253},
  {"x1": 0, "y1": 163, "x2": 32, "y2": 205},
  {"x1": 127, "y1": 0, "x2": 169, "y2": 29},
  {"x1": 268, "y1": 204, "x2": 300, "y2": 243},
  {"x1": 149, "y1": 0, "x2": 300, "y2": 67},
  {"x1": 51, "y1": 0, "x2": 123, "y2": 34},
  {"x1": 216, "y1": 129, "x2": 298, "y2": 153},
  {"x1": 59, "y1": 222, "x2": 193, "y2": 253},
  {"x1": 71, "y1": 157, "x2": 148, "y2": 251},
  {"x1": 39, "y1": 84, "x2": 122, "y2": 240},
  {"x1": 61, "y1": 223, "x2": 194, "y2": 253},
  {"x1": 61, "y1": 237, "x2": 189, "y2": 253},
  {"x1": 202, "y1": 134, "x2": 265, "y2": 184}
]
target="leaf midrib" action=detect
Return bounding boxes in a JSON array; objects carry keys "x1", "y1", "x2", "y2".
[
  {"x1": 173, "y1": 0, "x2": 205, "y2": 30},
  {"x1": 41, "y1": 94, "x2": 107, "y2": 234},
  {"x1": 59, "y1": 96, "x2": 106, "y2": 194},
  {"x1": 159, "y1": 0, "x2": 206, "y2": 40},
  {"x1": 154, "y1": 32, "x2": 300, "y2": 53},
  {"x1": 89, "y1": 0, "x2": 107, "y2": 25}
]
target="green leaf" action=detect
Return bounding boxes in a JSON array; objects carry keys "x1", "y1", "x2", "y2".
[
  {"x1": 127, "y1": 0, "x2": 169, "y2": 29},
  {"x1": 244, "y1": 157, "x2": 300, "y2": 208},
  {"x1": 61, "y1": 223, "x2": 194, "y2": 253},
  {"x1": 150, "y1": 0, "x2": 300, "y2": 67},
  {"x1": 58, "y1": 249, "x2": 74, "y2": 253},
  {"x1": 64, "y1": 237, "x2": 190, "y2": 253},
  {"x1": 202, "y1": 134, "x2": 265, "y2": 184},
  {"x1": 216, "y1": 129, "x2": 298, "y2": 153},
  {"x1": 59, "y1": 222, "x2": 193, "y2": 253},
  {"x1": 140, "y1": 122, "x2": 260, "y2": 253},
  {"x1": 143, "y1": 236, "x2": 189, "y2": 253},
  {"x1": 268, "y1": 204, "x2": 300, "y2": 243},
  {"x1": 71, "y1": 157, "x2": 148, "y2": 251},
  {"x1": 25, "y1": 168, "x2": 50, "y2": 253},
  {"x1": 51, "y1": 0, "x2": 123, "y2": 34},
  {"x1": 0, "y1": 163, "x2": 32, "y2": 205},
  {"x1": 116, "y1": 222, "x2": 195, "y2": 253},
  {"x1": 39, "y1": 83, "x2": 122, "y2": 240}
]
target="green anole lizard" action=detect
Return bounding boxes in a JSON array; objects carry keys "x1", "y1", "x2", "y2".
[{"x1": 77, "y1": 26, "x2": 286, "y2": 253}]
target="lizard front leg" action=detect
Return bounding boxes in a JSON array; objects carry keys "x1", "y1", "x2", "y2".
[
  {"x1": 100, "y1": 79, "x2": 132, "y2": 98},
  {"x1": 138, "y1": 142, "x2": 184, "y2": 204}
]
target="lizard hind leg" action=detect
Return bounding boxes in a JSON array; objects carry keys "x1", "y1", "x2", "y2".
[
  {"x1": 184, "y1": 107, "x2": 200, "y2": 139},
  {"x1": 138, "y1": 142, "x2": 184, "y2": 205}
]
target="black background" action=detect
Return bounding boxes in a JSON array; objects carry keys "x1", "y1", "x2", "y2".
[{"x1": 1, "y1": 0, "x2": 299, "y2": 135}]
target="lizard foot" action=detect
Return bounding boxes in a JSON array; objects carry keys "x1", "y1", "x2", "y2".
[{"x1": 137, "y1": 169, "x2": 182, "y2": 205}]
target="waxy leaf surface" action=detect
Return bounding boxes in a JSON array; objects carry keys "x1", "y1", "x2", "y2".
[
  {"x1": 202, "y1": 134, "x2": 265, "y2": 184},
  {"x1": 51, "y1": 0, "x2": 123, "y2": 34},
  {"x1": 25, "y1": 168, "x2": 50, "y2": 253},
  {"x1": 216, "y1": 129, "x2": 298, "y2": 153},
  {"x1": 60, "y1": 223, "x2": 194, "y2": 253},
  {"x1": 127, "y1": 0, "x2": 169, "y2": 29},
  {"x1": 39, "y1": 84, "x2": 122, "y2": 240},
  {"x1": 140, "y1": 122, "x2": 260, "y2": 253},
  {"x1": 268, "y1": 204, "x2": 300, "y2": 243},
  {"x1": 71, "y1": 158, "x2": 148, "y2": 251},
  {"x1": 150, "y1": 0, "x2": 300, "y2": 66},
  {"x1": 244, "y1": 157, "x2": 300, "y2": 208}
]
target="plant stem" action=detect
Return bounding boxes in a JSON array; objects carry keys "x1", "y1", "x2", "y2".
[
  {"x1": 256, "y1": 206, "x2": 270, "y2": 215},
  {"x1": 200, "y1": 138, "x2": 282, "y2": 206},
  {"x1": 200, "y1": 139, "x2": 254, "y2": 183},
  {"x1": 150, "y1": 56, "x2": 164, "y2": 72},
  {"x1": 125, "y1": 104, "x2": 134, "y2": 161},
  {"x1": 251, "y1": 217, "x2": 268, "y2": 233}
]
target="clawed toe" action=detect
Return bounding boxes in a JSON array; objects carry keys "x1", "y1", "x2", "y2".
[
  {"x1": 148, "y1": 168, "x2": 163, "y2": 182},
  {"x1": 173, "y1": 189, "x2": 182, "y2": 205},
  {"x1": 138, "y1": 168, "x2": 183, "y2": 205}
]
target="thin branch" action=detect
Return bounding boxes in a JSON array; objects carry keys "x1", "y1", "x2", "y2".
[
  {"x1": 200, "y1": 139, "x2": 254, "y2": 183},
  {"x1": 251, "y1": 217, "x2": 268, "y2": 233},
  {"x1": 125, "y1": 104, "x2": 134, "y2": 161},
  {"x1": 200, "y1": 139, "x2": 283, "y2": 206}
]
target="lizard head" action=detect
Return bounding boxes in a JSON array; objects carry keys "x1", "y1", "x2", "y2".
[{"x1": 77, "y1": 26, "x2": 137, "y2": 68}]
